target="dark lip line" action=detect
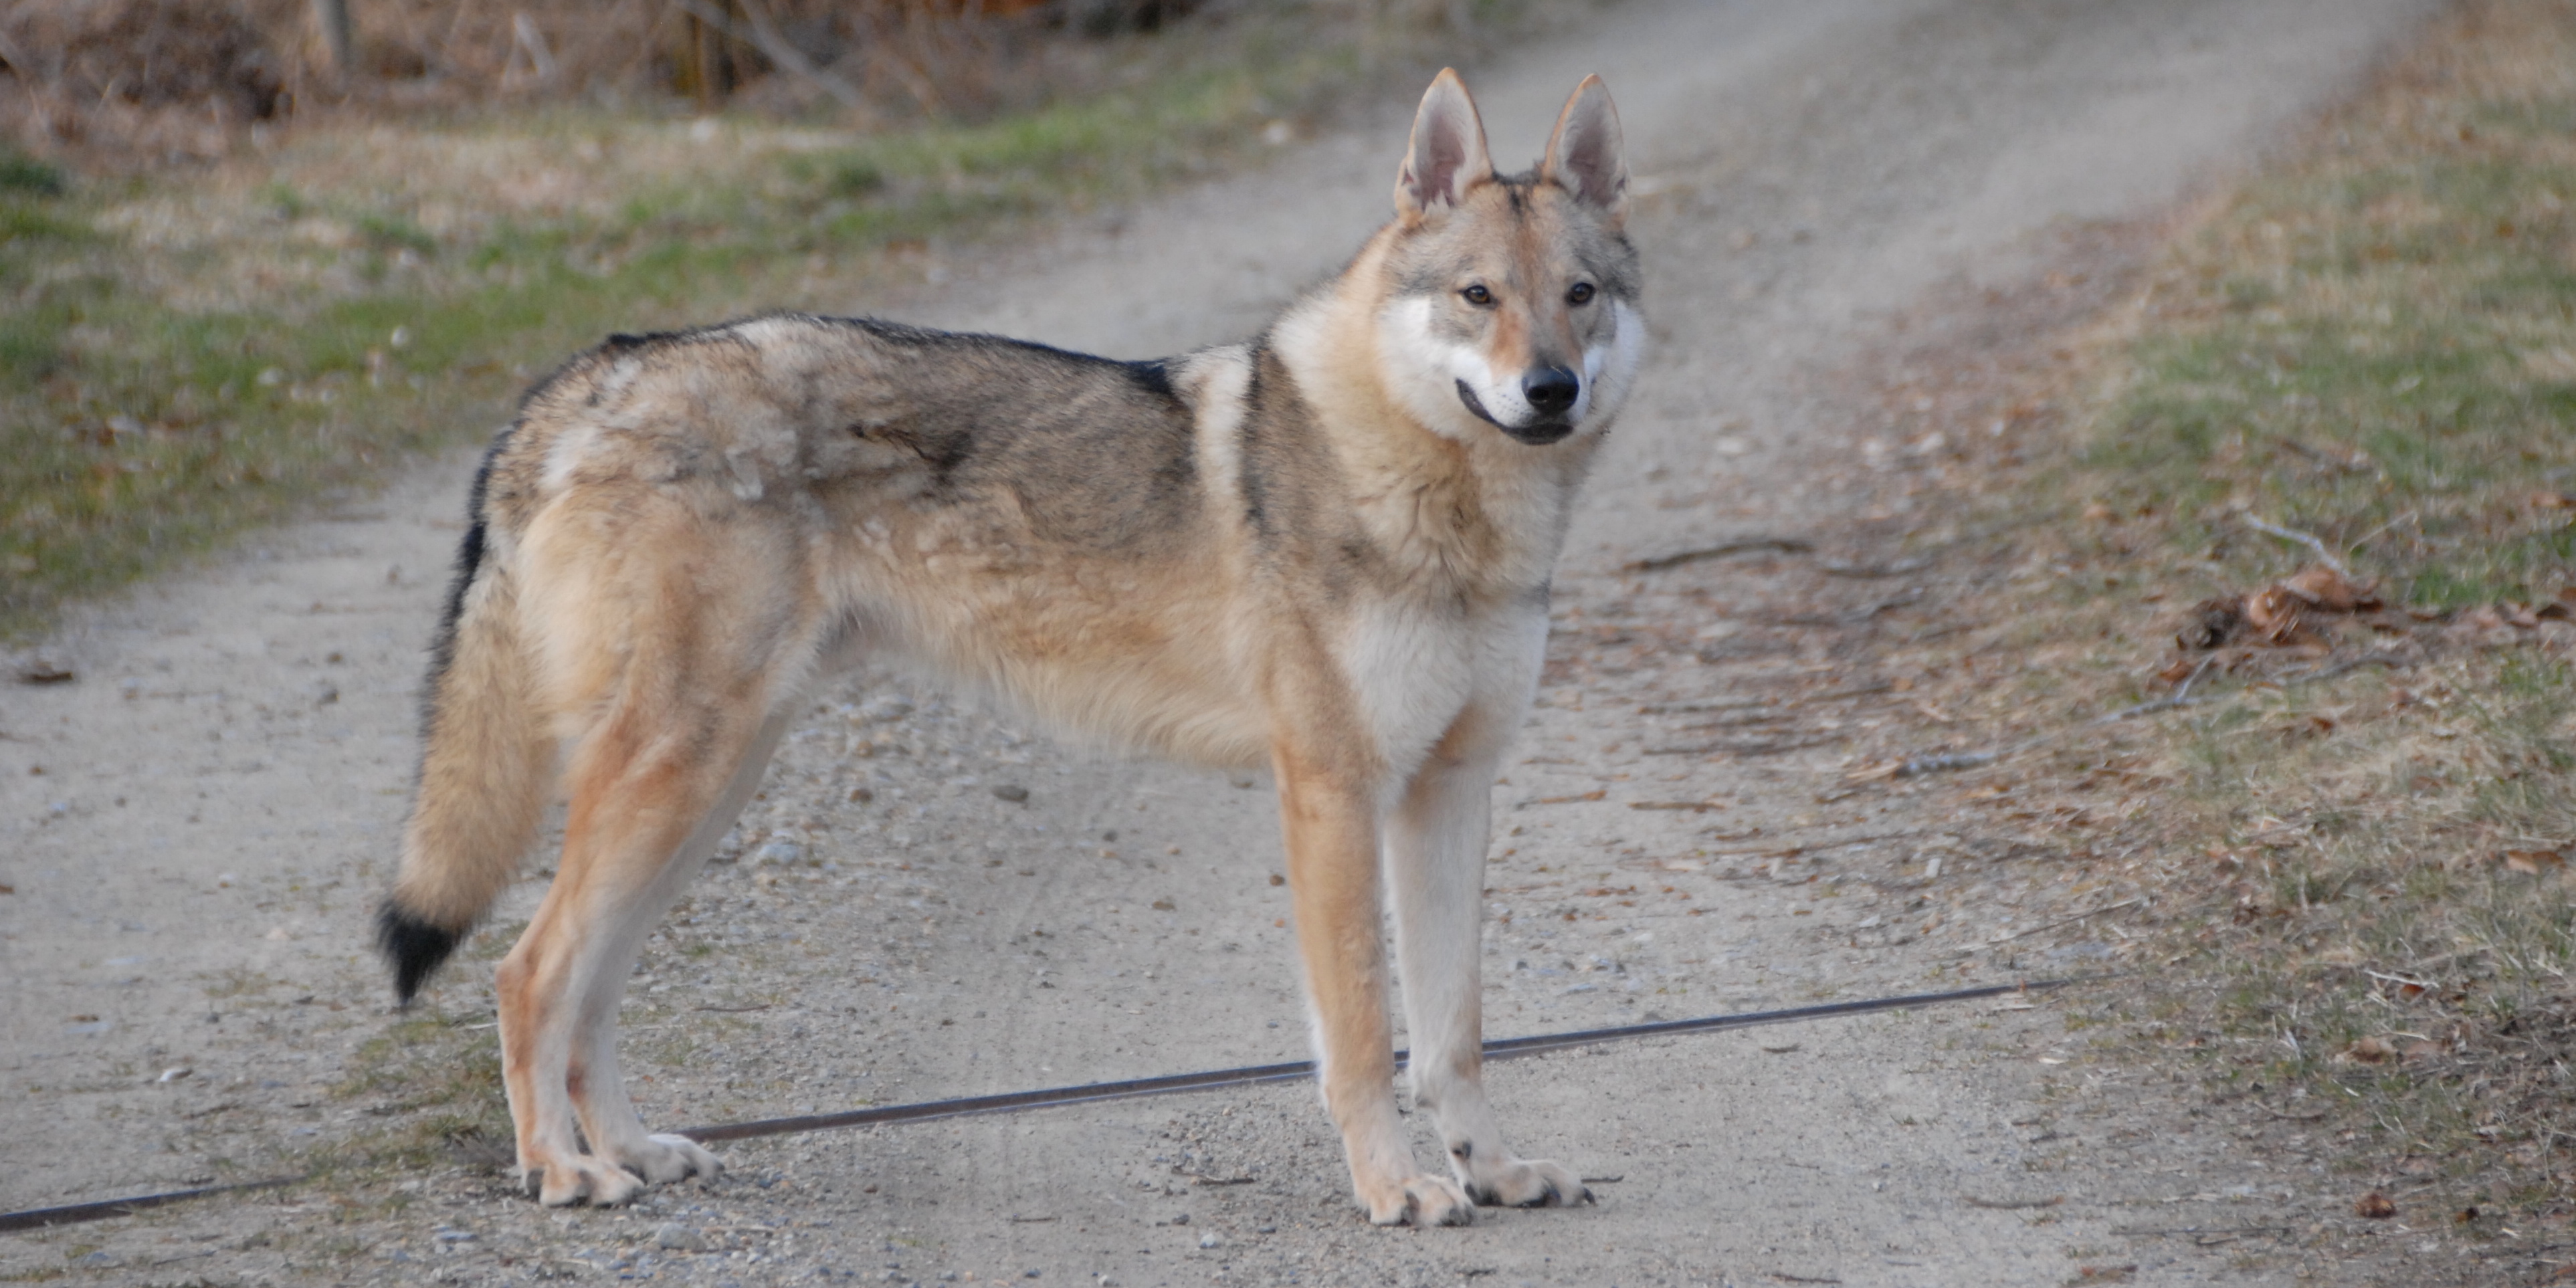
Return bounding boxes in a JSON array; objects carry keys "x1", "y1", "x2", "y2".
[
  {"x1": 1454, "y1": 379, "x2": 1574, "y2": 444},
  {"x1": 1454, "y1": 378, "x2": 1505, "y2": 427}
]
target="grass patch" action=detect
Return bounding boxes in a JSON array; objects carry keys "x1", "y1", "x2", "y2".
[
  {"x1": 1982, "y1": 0, "x2": 2576, "y2": 1249},
  {"x1": 0, "y1": 3, "x2": 1553, "y2": 639},
  {"x1": 328, "y1": 1005, "x2": 512, "y2": 1172},
  {"x1": 1809, "y1": 0, "x2": 2576, "y2": 1261},
  {"x1": 2072, "y1": 4, "x2": 2576, "y2": 611}
]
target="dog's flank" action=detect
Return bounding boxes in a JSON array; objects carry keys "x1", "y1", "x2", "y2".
[{"x1": 379, "y1": 68, "x2": 1642, "y2": 1225}]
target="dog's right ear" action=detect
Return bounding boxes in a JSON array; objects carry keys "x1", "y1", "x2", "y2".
[{"x1": 1395, "y1": 68, "x2": 1492, "y2": 225}]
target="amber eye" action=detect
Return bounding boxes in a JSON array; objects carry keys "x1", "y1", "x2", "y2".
[
  {"x1": 1567, "y1": 282, "x2": 1596, "y2": 305},
  {"x1": 1461, "y1": 284, "x2": 1494, "y2": 306}
]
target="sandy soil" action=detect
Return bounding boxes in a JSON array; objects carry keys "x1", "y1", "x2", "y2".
[{"x1": 0, "y1": 1, "x2": 2442, "y2": 1284}]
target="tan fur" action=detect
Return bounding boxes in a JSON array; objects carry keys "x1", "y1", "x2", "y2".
[{"x1": 382, "y1": 69, "x2": 1643, "y2": 1225}]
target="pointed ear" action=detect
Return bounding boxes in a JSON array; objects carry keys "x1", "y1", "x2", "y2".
[
  {"x1": 1541, "y1": 75, "x2": 1627, "y2": 226},
  {"x1": 1394, "y1": 68, "x2": 1493, "y2": 223}
]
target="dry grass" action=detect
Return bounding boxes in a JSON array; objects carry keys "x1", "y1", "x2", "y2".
[
  {"x1": 1787, "y1": 1, "x2": 2576, "y2": 1278},
  {"x1": 0, "y1": 1, "x2": 1494, "y2": 166}
]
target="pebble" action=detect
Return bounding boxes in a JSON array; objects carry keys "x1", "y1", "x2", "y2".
[
  {"x1": 992, "y1": 783, "x2": 1029, "y2": 803},
  {"x1": 1197, "y1": 1232, "x2": 1223, "y2": 1249},
  {"x1": 654, "y1": 1222, "x2": 709, "y2": 1251}
]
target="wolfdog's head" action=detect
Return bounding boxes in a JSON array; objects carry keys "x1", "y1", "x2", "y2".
[{"x1": 1375, "y1": 70, "x2": 1642, "y2": 447}]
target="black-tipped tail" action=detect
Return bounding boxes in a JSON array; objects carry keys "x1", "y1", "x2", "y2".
[{"x1": 377, "y1": 902, "x2": 464, "y2": 1006}]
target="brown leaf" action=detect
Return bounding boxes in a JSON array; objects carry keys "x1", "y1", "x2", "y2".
[
  {"x1": 2344, "y1": 1036, "x2": 2397, "y2": 1064},
  {"x1": 2504, "y1": 849, "x2": 2567, "y2": 875},
  {"x1": 2280, "y1": 565, "x2": 2378, "y2": 613},
  {"x1": 2401, "y1": 1040, "x2": 2446, "y2": 1062},
  {"x1": 2244, "y1": 586, "x2": 2308, "y2": 643},
  {"x1": 2355, "y1": 1191, "x2": 2397, "y2": 1220}
]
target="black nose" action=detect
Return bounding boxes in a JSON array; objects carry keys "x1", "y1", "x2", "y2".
[{"x1": 1522, "y1": 368, "x2": 1581, "y2": 417}]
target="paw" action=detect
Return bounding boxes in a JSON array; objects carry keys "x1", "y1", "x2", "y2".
[
  {"x1": 613, "y1": 1134, "x2": 722, "y2": 1186},
  {"x1": 521, "y1": 1154, "x2": 648, "y2": 1208},
  {"x1": 1360, "y1": 1173, "x2": 1476, "y2": 1227},
  {"x1": 1464, "y1": 1156, "x2": 1592, "y2": 1208}
]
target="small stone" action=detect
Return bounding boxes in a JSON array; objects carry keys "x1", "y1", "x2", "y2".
[
  {"x1": 992, "y1": 784, "x2": 1029, "y2": 803},
  {"x1": 2355, "y1": 1191, "x2": 2397, "y2": 1220},
  {"x1": 14, "y1": 656, "x2": 74, "y2": 685},
  {"x1": 654, "y1": 1222, "x2": 709, "y2": 1251},
  {"x1": 1169, "y1": 1212, "x2": 1187, "y2": 1226},
  {"x1": 1197, "y1": 1232, "x2": 1222, "y2": 1249}
]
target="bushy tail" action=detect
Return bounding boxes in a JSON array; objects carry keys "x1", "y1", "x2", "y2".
[{"x1": 378, "y1": 473, "x2": 551, "y2": 1004}]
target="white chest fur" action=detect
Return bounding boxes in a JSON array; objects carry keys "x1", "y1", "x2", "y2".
[{"x1": 1338, "y1": 596, "x2": 1548, "y2": 794}]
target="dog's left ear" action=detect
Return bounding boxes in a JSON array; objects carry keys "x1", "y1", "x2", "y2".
[{"x1": 1541, "y1": 75, "x2": 1627, "y2": 227}]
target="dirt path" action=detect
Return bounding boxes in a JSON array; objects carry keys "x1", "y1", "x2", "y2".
[{"x1": 0, "y1": 1, "x2": 2436, "y2": 1284}]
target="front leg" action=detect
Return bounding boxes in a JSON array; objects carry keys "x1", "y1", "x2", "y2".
[
  {"x1": 1273, "y1": 741, "x2": 1474, "y2": 1228},
  {"x1": 1386, "y1": 718, "x2": 1589, "y2": 1210}
]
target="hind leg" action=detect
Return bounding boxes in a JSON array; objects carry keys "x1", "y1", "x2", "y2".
[
  {"x1": 496, "y1": 696, "x2": 791, "y2": 1205},
  {"x1": 565, "y1": 709, "x2": 789, "y2": 1187},
  {"x1": 496, "y1": 506, "x2": 818, "y2": 1205}
]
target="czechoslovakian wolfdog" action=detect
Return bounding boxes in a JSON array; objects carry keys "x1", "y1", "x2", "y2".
[{"x1": 379, "y1": 68, "x2": 1642, "y2": 1227}]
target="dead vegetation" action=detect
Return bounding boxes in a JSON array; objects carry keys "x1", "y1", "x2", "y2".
[
  {"x1": 0, "y1": 0, "x2": 1484, "y2": 167},
  {"x1": 1759, "y1": 1, "x2": 2576, "y2": 1279}
]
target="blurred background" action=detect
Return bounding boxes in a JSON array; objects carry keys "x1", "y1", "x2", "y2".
[
  {"x1": 0, "y1": 0, "x2": 1492, "y2": 165},
  {"x1": 0, "y1": 0, "x2": 1568, "y2": 632}
]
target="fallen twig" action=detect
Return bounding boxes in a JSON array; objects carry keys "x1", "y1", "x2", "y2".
[
  {"x1": 1516, "y1": 790, "x2": 1606, "y2": 808},
  {"x1": 1629, "y1": 800, "x2": 1728, "y2": 813},
  {"x1": 2108, "y1": 1225, "x2": 2292, "y2": 1239},
  {"x1": 1820, "y1": 556, "x2": 1933, "y2": 579},
  {"x1": 2244, "y1": 514, "x2": 2350, "y2": 577},
  {"x1": 1963, "y1": 1194, "x2": 2064, "y2": 1210},
  {"x1": 1647, "y1": 735, "x2": 1844, "y2": 757},
  {"x1": 2260, "y1": 1105, "x2": 2329, "y2": 1122},
  {"x1": 1869, "y1": 694, "x2": 2202, "y2": 780},
  {"x1": 1623, "y1": 536, "x2": 1813, "y2": 572},
  {"x1": 2275, "y1": 650, "x2": 2411, "y2": 685},
  {"x1": 1970, "y1": 898, "x2": 2146, "y2": 949}
]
